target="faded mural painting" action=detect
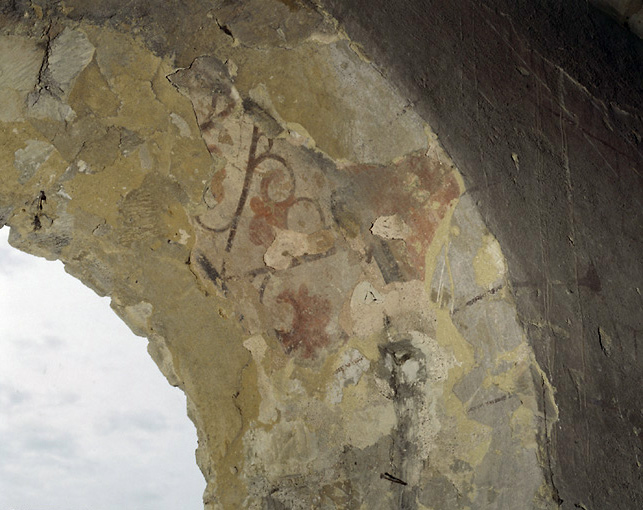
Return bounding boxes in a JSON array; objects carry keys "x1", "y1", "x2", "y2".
[
  {"x1": 0, "y1": 11, "x2": 557, "y2": 506},
  {"x1": 166, "y1": 55, "x2": 554, "y2": 508},
  {"x1": 170, "y1": 57, "x2": 460, "y2": 360}
]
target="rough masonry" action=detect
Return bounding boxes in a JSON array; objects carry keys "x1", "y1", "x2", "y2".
[{"x1": 0, "y1": 1, "x2": 584, "y2": 508}]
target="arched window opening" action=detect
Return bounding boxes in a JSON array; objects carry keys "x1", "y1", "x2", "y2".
[{"x1": 0, "y1": 227, "x2": 204, "y2": 510}]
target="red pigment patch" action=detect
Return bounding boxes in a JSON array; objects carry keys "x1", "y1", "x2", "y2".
[
  {"x1": 397, "y1": 156, "x2": 461, "y2": 274},
  {"x1": 248, "y1": 216, "x2": 276, "y2": 246},
  {"x1": 209, "y1": 168, "x2": 226, "y2": 202},
  {"x1": 276, "y1": 284, "x2": 331, "y2": 358},
  {"x1": 344, "y1": 154, "x2": 461, "y2": 279}
]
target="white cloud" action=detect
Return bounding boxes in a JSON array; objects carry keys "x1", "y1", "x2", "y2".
[{"x1": 0, "y1": 227, "x2": 204, "y2": 510}]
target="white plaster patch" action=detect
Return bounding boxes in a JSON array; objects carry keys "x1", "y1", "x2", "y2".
[
  {"x1": 370, "y1": 214, "x2": 411, "y2": 240},
  {"x1": 306, "y1": 31, "x2": 342, "y2": 45},
  {"x1": 401, "y1": 358, "x2": 421, "y2": 384},
  {"x1": 350, "y1": 281, "x2": 383, "y2": 308},
  {"x1": 348, "y1": 282, "x2": 386, "y2": 336},
  {"x1": 170, "y1": 113, "x2": 192, "y2": 137},
  {"x1": 177, "y1": 229, "x2": 190, "y2": 245},
  {"x1": 77, "y1": 160, "x2": 90, "y2": 174},
  {"x1": 13, "y1": 140, "x2": 55, "y2": 184},
  {"x1": 56, "y1": 186, "x2": 72, "y2": 200},
  {"x1": 284, "y1": 122, "x2": 316, "y2": 149}
]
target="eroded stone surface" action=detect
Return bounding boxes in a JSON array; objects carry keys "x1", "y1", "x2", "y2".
[{"x1": 0, "y1": 2, "x2": 557, "y2": 508}]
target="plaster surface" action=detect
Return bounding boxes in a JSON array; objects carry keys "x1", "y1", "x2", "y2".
[{"x1": 0, "y1": 1, "x2": 567, "y2": 508}]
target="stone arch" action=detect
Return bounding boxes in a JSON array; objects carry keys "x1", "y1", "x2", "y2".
[{"x1": 0, "y1": 3, "x2": 573, "y2": 508}]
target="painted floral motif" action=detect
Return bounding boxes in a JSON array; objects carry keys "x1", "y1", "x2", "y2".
[
  {"x1": 169, "y1": 57, "x2": 461, "y2": 359},
  {"x1": 276, "y1": 284, "x2": 332, "y2": 358}
]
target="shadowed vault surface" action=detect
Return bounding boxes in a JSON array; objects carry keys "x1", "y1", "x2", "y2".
[{"x1": 316, "y1": 1, "x2": 643, "y2": 508}]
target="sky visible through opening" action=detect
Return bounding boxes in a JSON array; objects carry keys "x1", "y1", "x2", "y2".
[{"x1": 0, "y1": 227, "x2": 205, "y2": 510}]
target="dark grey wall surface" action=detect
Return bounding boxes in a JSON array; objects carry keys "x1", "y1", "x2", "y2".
[{"x1": 318, "y1": 0, "x2": 643, "y2": 508}]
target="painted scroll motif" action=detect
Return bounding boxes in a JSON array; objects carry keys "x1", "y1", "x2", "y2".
[{"x1": 169, "y1": 57, "x2": 460, "y2": 359}]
